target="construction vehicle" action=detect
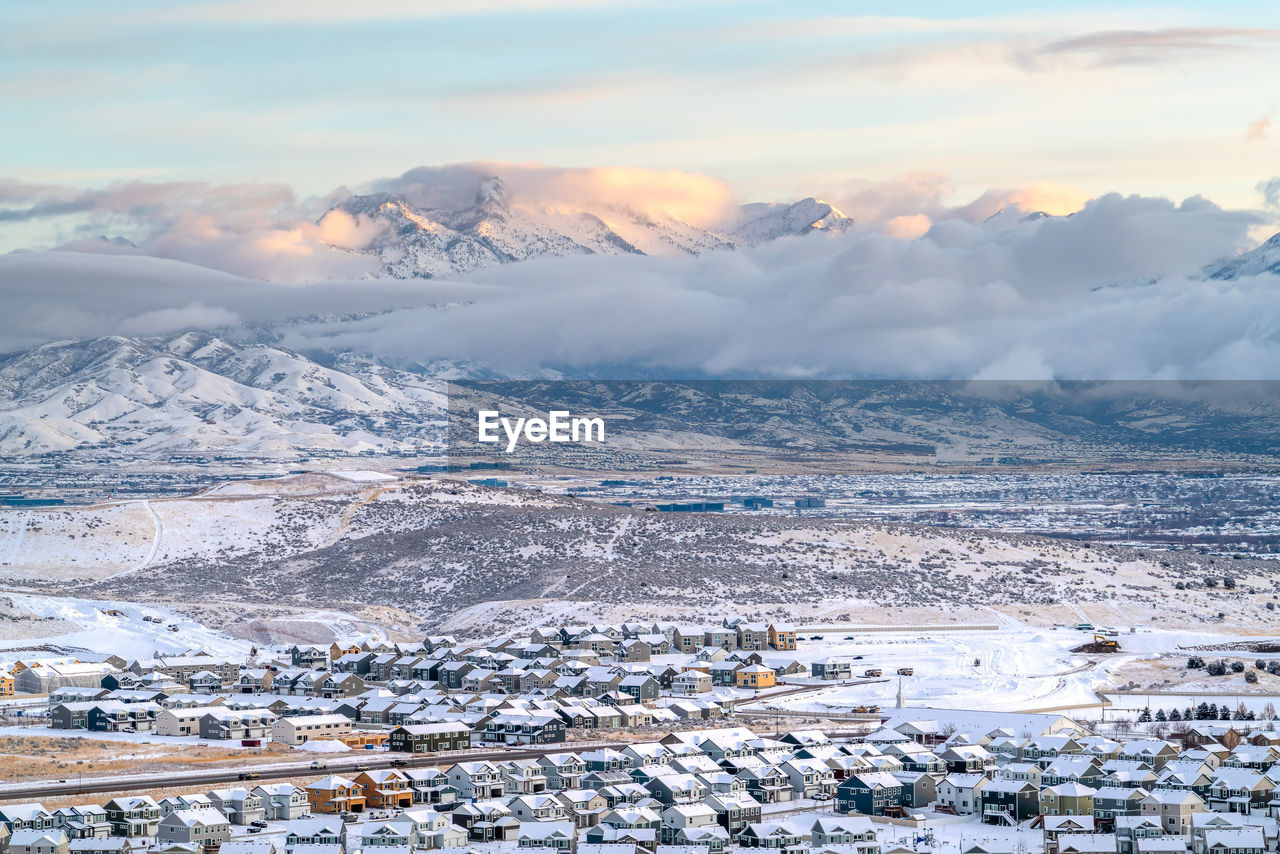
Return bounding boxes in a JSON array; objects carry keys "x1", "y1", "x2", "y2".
[
  {"x1": 1093, "y1": 634, "x2": 1118, "y2": 650},
  {"x1": 897, "y1": 667, "x2": 914, "y2": 676}
]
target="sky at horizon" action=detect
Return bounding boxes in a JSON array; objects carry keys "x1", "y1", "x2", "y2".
[{"x1": 3, "y1": 0, "x2": 1280, "y2": 216}]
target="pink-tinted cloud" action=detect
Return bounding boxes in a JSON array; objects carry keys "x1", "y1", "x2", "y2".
[{"x1": 1247, "y1": 115, "x2": 1271, "y2": 141}]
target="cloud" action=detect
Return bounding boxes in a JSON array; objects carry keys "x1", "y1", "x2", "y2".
[
  {"x1": 372, "y1": 163, "x2": 738, "y2": 228},
  {"x1": 1031, "y1": 27, "x2": 1280, "y2": 68},
  {"x1": 1247, "y1": 116, "x2": 1272, "y2": 141},
  {"x1": 825, "y1": 174, "x2": 1091, "y2": 236},
  {"x1": 1260, "y1": 177, "x2": 1280, "y2": 209},
  {"x1": 1, "y1": 190, "x2": 1274, "y2": 380}
]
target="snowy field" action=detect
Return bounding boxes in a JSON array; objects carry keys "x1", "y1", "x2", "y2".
[
  {"x1": 745, "y1": 620, "x2": 1268, "y2": 715},
  {"x1": 0, "y1": 592, "x2": 253, "y2": 660}
]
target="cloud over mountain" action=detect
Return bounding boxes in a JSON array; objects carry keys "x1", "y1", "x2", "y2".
[{"x1": 1, "y1": 177, "x2": 1275, "y2": 381}]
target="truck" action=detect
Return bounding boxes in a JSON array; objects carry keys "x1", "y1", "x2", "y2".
[
  {"x1": 863, "y1": 668, "x2": 882, "y2": 678},
  {"x1": 897, "y1": 667, "x2": 914, "y2": 676}
]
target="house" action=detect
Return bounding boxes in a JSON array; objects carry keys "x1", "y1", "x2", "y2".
[
  {"x1": 66, "y1": 838, "x2": 130, "y2": 854},
  {"x1": 9, "y1": 830, "x2": 70, "y2": 854},
  {"x1": 388, "y1": 722, "x2": 472, "y2": 753},
  {"x1": 539, "y1": 754, "x2": 588, "y2": 791},
  {"x1": 198, "y1": 709, "x2": 274, "y2": 741},
  {"x1": 1205, "y1": 768, "x2": 1272, "y2": 814},
  {"x1": 767, "y1": 625, "x2": 797, "y2": 651},
  {"x1": 836, "y1": 773, "x2": 903, "y2": 816},
  {"x1": 305, "y1": 776, "x2": 366, "y2": 815},
  {"x1": 811, "y1": 659, "x2": 855, "y2": 681},
  {"x1": 283, "y1": 817, "x2": 345, "y2": 849},
  {"x1": 981, "y1": 779, "x2": 1040, "y2": 824},
  {"x1": 891, "y1": 771, "x2": 938, "y2": 808},
  {"x1": 403, "y1": 768, "x2": 458, "y2": 808},
  {"x1": 703, "y1": 793, "x2": 761, "y2": 840},
  {"x1": 501, "y1": 760, "x2": 550, "y2": 795},
  {"x1": 486, "y1": 713, "x2": 566, "y2": 745},
  {"x1": 659, "y1": 804, "x2": 719, "y2": 845},
  {"x1": 1142, "y1": 790, "x2": 1206, "y2": 835},
  {"x1": 781, "y1": 758, "x2": 836, "y2": 798},
  {"x1": 252, "y1": 785, "x2": 310, "y2": 821},
  {"x1": 509, "y1": 795, "x2": 567, "y2": 822},
  {"x1": 354, "y1": 770, "x2": 414, "y2": 810},
  {"x1": 156, "y1": 811, "x2": 230, "y2": 853},
  {"x1": 741, "y1": 766, "x2": 795, "y2": 804},
  {"x1": 1202, "y1": 828, "x2": 1265, "y2": 854},
  {"x1": 938, "y1": 774, "x2": 989, "y2": 815},
  {"x1": 738, "y1": 820, "x2": 805, "y2": 853},
  {"x1": 272, "y1": 715, "x2": 352, "y2": 746},
  {"x1": 618, "y1": 676, "x2": 660, "y2": 704},
  {"x1": 51, "y1": 805, "x2": 111, "y2": 839},
  {"x1": 1, "y1": 804, "x2": 57, "y2": 832},
  {"x1": 735, "y1": 665, "x2": 776, "y2": 691},
  {"x1": 290, "y1": 647, "x2": 330, "y2": 669},
  {"x1": 1043, "y1": 817, "x2": 1096, "y2": 854},
  {"x1": 1094, "y1": 786, "x2": 1150, "y2": 825},
  {"x1": 206, "y1": 789, "x2": 265, "y2": 825},
  {"x1": 448, "y1": 761, "x2": 504, "y2": 800},
  {"x1": 1114, "y1": 816, "x2": 1166, "y2": 854},
  {"x1": 1042, "y1": 783, "x2": 1097, "y2": 817},
  {"x1": 517, "y1": 820, "x2": 577, "y2": 853},
  {"x1": 103, "y1": 798, "x2": 161, "y2": 837},
  {"x1": 1058, "y1": 834, "x2": 1120, "y2": 854}
]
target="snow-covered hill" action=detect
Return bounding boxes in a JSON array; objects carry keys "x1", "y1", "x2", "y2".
[
  {"x1": 0, "y1": 333, "x2": 446, "y2": 455},
  {"x1": 332, "y1": 177, "x2": 855, "y2": 278},
  {"x1": 1206, "y1": 231, "x2": 1280, "y2": 280}
]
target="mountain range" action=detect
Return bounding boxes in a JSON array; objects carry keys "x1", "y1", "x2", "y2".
[
  {"x1": 5, "y1": 330, "x2": 1280, "y2": 461},
  {"x1": 333, "y1": 177, "x2": 856, "y2": 278},
  {"x1": 0, "y1": 333, "x2": 446, "y2": 456}
]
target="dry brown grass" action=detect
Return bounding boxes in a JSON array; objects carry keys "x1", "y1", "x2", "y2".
[{"x1": 0, "y1": 733, "x2": 292, "y2": 784}]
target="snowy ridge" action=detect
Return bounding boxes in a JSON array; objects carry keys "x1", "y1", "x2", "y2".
[
  {"x1": 1206, "y1": 231, "x2": 1280, "y2": 280},
  {"x1": 332, "y1": 177, "x2": 854, "y2": 278},
  {"x1": 0, "y1": 333, "x2": 447, "y2": 455}
]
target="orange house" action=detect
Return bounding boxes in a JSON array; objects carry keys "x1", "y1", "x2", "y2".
[
  {"x1": 329, "y1": 642, "x2": 362, "y2": 661},
  {"x1": 735, "y1": 664, "x2": 777, "y2": 690},
  {"x1": 355, "y1": 769, "x2": 414, "y2": 809},
  {"x1": 305, "y1": 775, "x2": 367, "y2": 814},
  {"x1": 768, "y1": 624, "x2": 797, "y2": 651},
  {"x1": 0, "y1": 670, "x2": 14, "y2": 698}
]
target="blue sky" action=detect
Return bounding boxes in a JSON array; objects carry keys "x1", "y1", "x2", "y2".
[{"x1": 3, "y1": 0, "x2": 1279, "y2": 210}]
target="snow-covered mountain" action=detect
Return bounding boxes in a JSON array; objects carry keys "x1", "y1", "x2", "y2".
[
  {"x1": 332, "y1": 177, "x2": 855, "y2": 278},
  {"x1": 1206, "y1": 231, "x2": 1280, "y2": 280},
  {"x1": 0, "y1": 334, "x2": 446, "y2": 455}
]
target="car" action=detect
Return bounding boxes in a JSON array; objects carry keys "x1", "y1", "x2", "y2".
[
  {"x1": 238, "y1": 771, "x2": 261, "y2": 780},
  {"x1": 309, "y1": 761, "x2": 328, "y2": 770},
  {"x1": 389, "y1": 759, "x2": 409, "y2": 768},
  {"x1": 250, "y1": 821, "x2": 268, "y2": 829},
  {"x1": 247, "y1": 828, "x2": 263, "y2": 834},
  {"x1": 843, "y1": 636, "x2": 855, "y2": 640},
  {"x1": 352, "y1": 764, "x2": 368, "y2": 771}
]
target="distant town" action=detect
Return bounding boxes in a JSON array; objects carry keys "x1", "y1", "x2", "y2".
[{"x1": 3, "y1": 618, "x2": 1279, "y2": 854}]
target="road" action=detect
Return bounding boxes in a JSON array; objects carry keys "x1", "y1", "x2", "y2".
[{"x1": 0, "y1": 740, "x2": 626, "y2": 802}]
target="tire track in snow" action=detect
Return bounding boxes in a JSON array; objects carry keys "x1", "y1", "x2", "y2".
[{"x1": 3, "y1": 511, "x2": 31, "y2": 565}]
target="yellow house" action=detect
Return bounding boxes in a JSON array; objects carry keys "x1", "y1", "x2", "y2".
[
  {"x1": 735, "y1": 664, "x2": 777, "y2": 689},
  {"x1": 0, "y1": 670, "x2": 14, "y2": 698}
]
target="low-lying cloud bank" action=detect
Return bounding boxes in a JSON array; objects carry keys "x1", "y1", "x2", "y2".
[{"x1": 1, "y1": 181, "x2": 1277, "y2": 380}]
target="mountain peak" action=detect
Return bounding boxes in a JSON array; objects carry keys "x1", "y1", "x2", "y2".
[
  {"x1": 474, "y1": 176, "x2": 512, "y2": 209},
  {"x1": 1205, "y1": 230, "x2": 1280, "y2": 281},
  {"x1": 321, "y1": 179, "x2": 856, "y2": 278}
]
